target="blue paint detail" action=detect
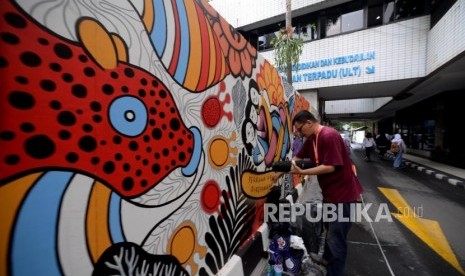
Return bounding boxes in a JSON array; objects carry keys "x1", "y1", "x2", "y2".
[
  {"x1": 174, "y1": 0, "x2": 189, "y2": 84},
  {"x1": 11, "y1": 171, "x2": 73, "y2": 276},
  {"x1": 109, "y1": 192, "x2": 124, "y2": 243},
  {"x1": 271, "y1": 113, "x2": 281, "y2": 132},
  {"x1": 152, "y1": 0, "x2": 167, "y2": 57},
  {"x1": 109, "y1": 96, "x2": 148, "y2": 137},
  {"x1": 289, "y1": 95, "x2": 295, "y2": 115},
  {"x1": 281, "y1": 125, "x2": 290, "y2": 159},
  {"x1": 182, "y1": 126, "x2": 202, "y2": 176}
]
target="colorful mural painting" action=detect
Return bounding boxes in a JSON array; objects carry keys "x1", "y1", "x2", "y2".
[{"x1": 0, "y1": 0, "x2": 311, "y2": 275}]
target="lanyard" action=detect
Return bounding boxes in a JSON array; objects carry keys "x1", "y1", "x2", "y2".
[{"x1": 312, "y1": 125, "x2": 323, "y2": 165}]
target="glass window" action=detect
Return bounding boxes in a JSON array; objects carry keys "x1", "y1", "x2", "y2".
[
  {"x1": 300, "y1": 23, "x2": 318, "y2": 41},
  {"x1": 395, "y1": 0, "x2": 424, "y2": 20},
  {"x1": 325, "y1": 14, "x2": 341, "y2": 37},
  {"x1": 257, "y1": 31, "x2": 278, "y2": 51},
  {"x1": 300, "y1": 25, "x2": 309, "y2": 40},
  {"x1": 384, "y1": 1, "x2": 395, "y2": 24},
  {"x1": 258, "y1": 36, "x2": 265, "y2": 50},
  {"x1": 291, "y1": 26, "x2": 298, "y2": 37},
  {"x1": 343, "y1": 0, "x2": 363, "y2": 13},
  {"x1": 431, "y1": 0, "x2": 457, "y2": 27},
  {"x1": 341, "y1": 9, "x2": 363, "y2": 32},
  {"x1": 368, "y1": 4, "x2": 383, "y2": 27}
]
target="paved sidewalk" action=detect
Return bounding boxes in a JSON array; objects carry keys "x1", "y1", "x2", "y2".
[
  {"x1": 385, "y1": 152, "x2": 465, "y2": 188},
  {"x1": 352, "y1": 142, "x2": 465, "y2": 188}
]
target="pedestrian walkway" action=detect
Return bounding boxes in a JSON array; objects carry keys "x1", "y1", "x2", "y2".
[
  {"x1": 351, "y1": 142, "x2": 465, "y2": 189},
  {"x1": 385, "y1": 151, "x2": 465, "y2": 188}
]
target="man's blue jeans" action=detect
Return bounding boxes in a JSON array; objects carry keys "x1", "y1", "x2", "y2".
[{"x1": 323, "y1": 202, "x2": 352, "y2": 276}]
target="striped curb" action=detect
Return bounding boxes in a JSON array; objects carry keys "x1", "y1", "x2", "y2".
[
  {"x1": 448, "y1": 179, "x2": 464, "y2": 186},
  {"x1": 384, "y1": 153, "x2": 465, "y2": 189}
]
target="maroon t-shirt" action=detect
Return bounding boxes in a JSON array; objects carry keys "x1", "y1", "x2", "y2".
[{"x1": 296, "y1": 126, "x2": 363, "y2": 203}]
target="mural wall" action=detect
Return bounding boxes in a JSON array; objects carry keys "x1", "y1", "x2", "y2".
[{"x1": 0, "y1": 0, "x2": 310, "y2": 275}]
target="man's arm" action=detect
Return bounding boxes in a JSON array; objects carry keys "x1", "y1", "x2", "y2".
[
  {"x1": 290, "y1": 162, "x2": 335, "y2": 176},
  {"x1": 271, "y1": 156, "x2": 302, "y2": 182}
]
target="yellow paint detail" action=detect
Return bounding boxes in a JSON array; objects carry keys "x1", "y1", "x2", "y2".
[
  {"x1": 208, "y1": 133, "x2": 238, "y2": 170},
  {"x1": 184, "y1": 0, "x2": 202, "y2": 90},
  {"x1": 207, "y1": 20, "x2": 216, "y2": 86},
  {"x1": 78, "y1": 19, "x2": 117, "y2": 69},
  {"x1": 274, "y1": 124, "x2": 285, "y2": 163},
  {"x1": 220, "y1": 49, "x2": 226, "y2": 81},
  {"x1": 0, "y1": 173, "x2": 42, "y2": 276},
  {"x1": 171, "y1": 226, "x2": 195, "y2": 264},
  {"x1": 210, "y1": 138, "x2": 229, "y2": 166},
  {"x1": 285, "y1": 105, "x2": 292, "y2": 138},
  {"x1": 229, "y1": 132, "x2": 238, "y2": 156},
  {"x1": 111, "y1": 34, "x2": 128, "y2": 62},
  {"x1": 142, "y1": 0, "x2": 154, "y2": 33},
  {"x1": 86, "y1": 181, "x2": 112, "y2": 263},
  {"x1": 263, "y1": 63, "x2": 272, "y2": 89},
  {"x1": 378, "y1": 187, "x2": 413, "y2": 214},
  {"x1": 379, "y1": 187, "x2": 465, "y2": 274},
  {"x1": 168, "y1": 222, "x2": 207, "y2": 275}
]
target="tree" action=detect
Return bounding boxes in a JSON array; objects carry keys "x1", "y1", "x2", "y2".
[{"x1": 271, "y1": 0, "x2": 303, "y2": 85}]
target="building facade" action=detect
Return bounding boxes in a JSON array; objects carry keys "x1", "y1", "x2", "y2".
[{"x1": 211, "y1": 0, "x2": 465, "y2": 168}]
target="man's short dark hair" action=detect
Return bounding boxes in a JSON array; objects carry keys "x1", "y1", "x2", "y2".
[{"x1": 292, "y1": 110, "x2": 318, "y2": 125}]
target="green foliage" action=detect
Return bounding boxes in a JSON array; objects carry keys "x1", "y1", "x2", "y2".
[
  {"x1": 332, "y1": 121, "x2": 367, "y2": 131},
  {"x1": 271, "y1": 31, "x2": 304, "y2": 72}
]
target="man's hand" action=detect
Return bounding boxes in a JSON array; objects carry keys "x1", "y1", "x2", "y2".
[
  {"x1": 290, "y1": 160, "x2": 302, "y2": 174},
  {"x1": 271, "y1": 172, "x2": 284, "y2": 183}
]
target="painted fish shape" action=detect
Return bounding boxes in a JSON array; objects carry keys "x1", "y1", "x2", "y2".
[{"x1": 0, "y1": 1, "x2": 198, "y2": 198}]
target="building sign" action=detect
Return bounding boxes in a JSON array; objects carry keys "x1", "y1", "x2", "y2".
[{"x1": 279, "y1": 51, "x2": 376, "y2": 83}]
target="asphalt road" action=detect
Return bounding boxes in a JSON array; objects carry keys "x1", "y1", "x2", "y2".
[{"x1": 345, "y1": 144, "x2": 465, "y2": 276}]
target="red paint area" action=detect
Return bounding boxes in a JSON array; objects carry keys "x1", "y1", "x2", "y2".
[
  {"x1": 200, "y1": 82, "x2": 232, "y2": 128},
  {"x1": 0, "y1": 1, "x2": 194, "y2": 198},
  {"x1": 201, "y1": 97, "x2": 221, "y2": 127},
  {"x1": 201, "y1": 180, "x2": 221, "y2": 214}
]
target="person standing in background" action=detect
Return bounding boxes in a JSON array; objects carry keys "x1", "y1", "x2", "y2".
[
  {"x1": 362, "y1": 132, "x2": 376, "y2": 161},
  {"x1": 391, "y1": 134, "x2": 407, "y2": 169},
  {"x1": 341, "y1": 133, "x2": 351, "y2": 155},
  {"x1": 375, "y1": 132, "x2": 391, "y2": 160}
]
